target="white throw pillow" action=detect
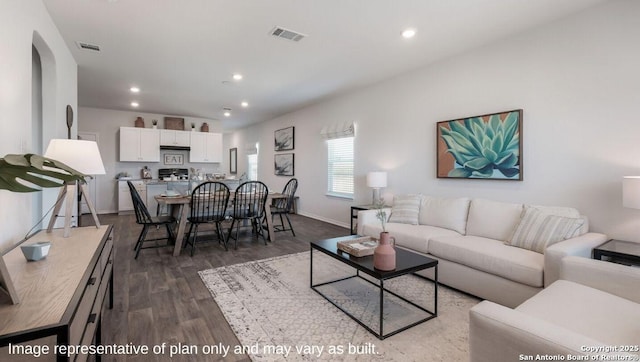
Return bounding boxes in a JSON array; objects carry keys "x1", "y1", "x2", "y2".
[
  {"x1": 528, "y1": 204, "x2": 580, "y2": 218},
  {"x1": 388, "y1": 194, "x2": 422, "y2": 225},
  {"x1": 466, "y1": 199, "x2": 523, "y2": 241},
  {"x1": 507, "y1": 207, "x2": 585, "y2": 253},
  {"x1": 419, "y1": 196, "x2": 470, "y2": 234}
]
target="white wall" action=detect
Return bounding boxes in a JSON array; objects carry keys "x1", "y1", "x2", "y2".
[
  {"x1": 0, "y1": 1, "x2": 77, "y2": 252},
  {"x1": 228, "y1": 0, "x2": 640, "y2": 241},
  {"x1": 78, "y1": 107, "x2": 223, "y2": 213}
]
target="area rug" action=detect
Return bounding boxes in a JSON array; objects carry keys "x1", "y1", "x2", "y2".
[{"x1": 198, "y1": 252, "x2": 480, "y2": 361}]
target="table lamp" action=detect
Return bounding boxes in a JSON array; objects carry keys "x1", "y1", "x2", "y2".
[
  {"x1": 623, "y1": 176, "x2": 640, "y2": 209},
  {"x1": 44, "y1": 139, "x2": 105, "y2": 237},
  {"x1": 366, "y1": 171, "x2": 387, "y2": 205}
]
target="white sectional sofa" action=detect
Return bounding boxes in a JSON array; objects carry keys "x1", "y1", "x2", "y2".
[
  {"x1": 469, "y1": 256, "x2": 640, "y2": 361},
  {"x1": 357, "y1": 196, "x2": 608, "y2": 307}
]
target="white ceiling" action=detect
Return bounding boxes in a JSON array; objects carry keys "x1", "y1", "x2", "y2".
[{"x1": 42, "y1": 0, "x2": 607, "y2": 130}]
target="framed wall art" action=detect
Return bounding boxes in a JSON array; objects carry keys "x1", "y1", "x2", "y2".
[
  {"x1": 274, "y1": 126, "x2": 294, "y2": 151},
  {"x1": 229, "y1": 148, "x2": 237, "y2": 174},
  {"x1": 274, "y1": 153, "x2": 294, "y2": 176},
  {"x1": 164, "y1": 154, "x2": 184, "y2": 165},
  {"x1": 437, "y1": 109, "x2": 523, "y2": 180},
  {"x1": 164, "y1": 117, "x2": 185, "y2": 130}
]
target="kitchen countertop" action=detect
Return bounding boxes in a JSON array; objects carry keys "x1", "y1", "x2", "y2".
[{"x1": 117, "y1": 178, "x2": 240, "y2": 185}]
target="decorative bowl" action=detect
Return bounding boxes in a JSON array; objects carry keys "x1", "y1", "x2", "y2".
[{"x1": 20, "y1": 241, "x2": 51, "y2": 261}]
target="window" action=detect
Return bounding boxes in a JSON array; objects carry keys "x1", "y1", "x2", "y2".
[
  {"x1": 327, "y1": 136, "x2": 354, "y2": 198},
  {"x1": 247, "y1": 142, "x2": 259, "y2": 181},
  {"x1": 247, "y1": 154, "x2": 258, "y2": 181}
]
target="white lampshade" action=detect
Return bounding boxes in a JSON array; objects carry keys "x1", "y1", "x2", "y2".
[
  {"x1": 45, "y1": 139, "x2": 106, "y2": 175},
  {"x1": 623, "y1": 176, "x2": 640, "y2": 209},
  {"x1": 366, "y1": 171, "x2": 387, "y2": 188}
]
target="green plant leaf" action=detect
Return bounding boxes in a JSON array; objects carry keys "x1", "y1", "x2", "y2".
[
  {"x1": 503, "y1": 112, "x2": 519, "y2": 142},
  {"x1": 0, "y1": 154, "x2": 85, "y2": 193},
  {"x1": 491, "y1": 132, "x2": 504, "y2": 154},
  {"x1": 498, "y1": 167, "x2": 520, "y2": 178},
  {"x1": 471, "y1": 164, "x2": 494, "y2": 178},
  {"x1": 495, "y1": 153, "x2": 518, "y2": 169},
  {"x1": 481, "y1": 148, "x2": 498, "y2": 163},
  {"x1": 464, "y1": 157, "x2": 492, "y2": 170},
  {"x1": 448, "y1": 168, "x2": 472, "y2": 178}
]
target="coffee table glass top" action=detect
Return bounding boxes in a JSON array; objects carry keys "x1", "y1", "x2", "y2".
[{"x1": 311, "y1": 235, "x2": 437, "y2": 279}]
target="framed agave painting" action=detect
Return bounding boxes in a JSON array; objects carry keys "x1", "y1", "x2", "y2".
[{"x1": 437, "y1": 109, "x2": 523, "y2": 180}]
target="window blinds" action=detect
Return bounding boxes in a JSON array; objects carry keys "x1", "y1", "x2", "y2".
[{"x1": 327, "y1": 136, "x2": 354, "y2": 198}]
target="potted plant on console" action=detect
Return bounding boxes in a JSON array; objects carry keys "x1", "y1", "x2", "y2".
[{"x1": 373, "y1": 199, "x2": 395, "y2": 270}]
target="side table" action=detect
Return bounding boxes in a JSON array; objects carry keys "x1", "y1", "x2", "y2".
[
  {"x1": 593, "y1": 239, "x2": 640, "y2": 267},
  {"x1": 350, "y1": 204, "x2": 389, "y2": 235}
]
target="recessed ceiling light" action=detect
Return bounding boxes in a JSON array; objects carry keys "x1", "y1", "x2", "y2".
[
  {"x1": 131, "y1": 101, "x2": 139, "y2": 107},
  {"x1": 232, "y1": 73, "x2": 243, "y2": 81},
  {"x1": 401, "y1": 28, "x2": 416, "y2": 39},
  {"x1": 241, "y1": 101, "x2": 249, "y2": 108},
  {"x1": 130, "y1": 86, "x2": 140, "y2": 93},
  {"x1": 223, "y1": 107, "x2": 232, "y2": 117}
]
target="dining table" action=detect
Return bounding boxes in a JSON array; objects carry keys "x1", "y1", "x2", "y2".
[{"x1": 155, "y1": 192, "x2": 289, "y2": 256}]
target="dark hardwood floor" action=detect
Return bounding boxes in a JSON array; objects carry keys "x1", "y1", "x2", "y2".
[{"x1": 89, "y1": 213, "x2": 349, "y2": 361}]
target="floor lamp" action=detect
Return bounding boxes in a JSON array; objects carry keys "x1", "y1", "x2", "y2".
[{"x1": 44, "y1": 139, "x2": 105, "y2": 237}]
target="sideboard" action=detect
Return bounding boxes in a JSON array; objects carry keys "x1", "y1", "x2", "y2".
[{"x1": 0, "y1": 225, "x2": 114, "y2": 362}]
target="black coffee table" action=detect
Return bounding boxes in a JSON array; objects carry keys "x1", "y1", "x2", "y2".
[{"x1": 310, "y1": 235, "x2": 438, "y2": 340}]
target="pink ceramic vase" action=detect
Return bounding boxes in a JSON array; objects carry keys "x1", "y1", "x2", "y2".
[{"x1": 374, "y1": 232, "x2": 396, "y2": 271}]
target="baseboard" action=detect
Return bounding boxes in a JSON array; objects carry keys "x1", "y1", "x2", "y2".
[{"x1": 296, "y1": 211, "x2": 349, "y2": 229}]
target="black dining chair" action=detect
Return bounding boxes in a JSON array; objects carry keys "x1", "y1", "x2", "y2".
[
  {"x1": 269, "y1": 178, "x2": 298, "y2": 236},
  {"x1": 228, "y1": 181, "x2": 269, "y2": 249},
  {"x1": 127, "y1": 181, "x2": 176, "y2": 259},
  {"x1": 183, "y1": 181, "x2": 230, "y2": 256}
]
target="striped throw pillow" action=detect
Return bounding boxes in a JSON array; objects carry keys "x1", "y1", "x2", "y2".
[
  {"x1": 388, "y1": 194, "x2": 422, "y2": 225},
  {"x1": 507, "y1": 207, "x2": 585, "y2": 253}
]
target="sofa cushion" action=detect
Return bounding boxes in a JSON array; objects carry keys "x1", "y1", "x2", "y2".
[
  {"x1": 361, "y1": 222, "x2": 460, "y2": 254},
  {"x1": 388, "y1": 194, "x2": 422, "y2": 225},
  {"x1": 428, "y1": 235, "x2": 544, "y2": 287},
  {"x1": 419, "y1": 196, "x2": 470, "y2": 234},
  {"x1": 529, "y1": 204, "x2": 580, "y2": 218},
  {"x1": 466, "y1": 199, "x2": 523, "y2": 241},
  {"x1": 507, "y1": 207, "x2": 585, "y2": 253},
  {"x1": 517, "y1": 280, "x2": 640, "y2": 346}
]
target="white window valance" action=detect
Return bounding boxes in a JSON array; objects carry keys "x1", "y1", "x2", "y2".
[
  {"x1": 320, "y1": 121, "x2": 355, "y2": 140},
  {"x1": 245, "y1": 142, "x2": 258, "y2": 155}
]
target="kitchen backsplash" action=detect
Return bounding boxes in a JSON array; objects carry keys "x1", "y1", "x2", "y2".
[{"x1": 115, "y1": 150, "x2": 224, "y2": 180}]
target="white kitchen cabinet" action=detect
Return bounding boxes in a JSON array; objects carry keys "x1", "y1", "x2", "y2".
[
  {"x1": 160, "y1": 129, "x2": 190, "y2": 147},
  {"x1": 189, "y1": 132, "x2": 222, "y2": 163},
  {"x1": 118, "y1": 180, "x2": 146, "y2": 214},
  {"x1": 119, "y1": 127, "x2": 160, "y2": 162}
]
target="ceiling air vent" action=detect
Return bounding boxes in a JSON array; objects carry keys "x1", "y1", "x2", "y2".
[
  {"x1": 75, "y1": 41, "x2": 101, "y2": 52},
  {"x1": 270, "y1": 26, "x2": 306, "y2": 42}
]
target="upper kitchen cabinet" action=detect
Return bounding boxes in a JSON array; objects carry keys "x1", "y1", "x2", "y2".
[
  {"x1": 189, "y1": 132, "x2": 222, "y2": 163},
  {"x1": 160, "y1": 129, "x2": 190, "y2": 147},
  {"x1": 119, "y1": 127, "x2": 160, "y2": 162}
]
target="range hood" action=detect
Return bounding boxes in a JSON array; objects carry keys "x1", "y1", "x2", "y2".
[{"x1": 160, "y1": 145, "x2": 190, "y2": 151}]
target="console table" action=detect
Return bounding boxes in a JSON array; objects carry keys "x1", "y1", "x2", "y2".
[{"x1": 0, "y1": 225, "x2": 114, "y2": 362}]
